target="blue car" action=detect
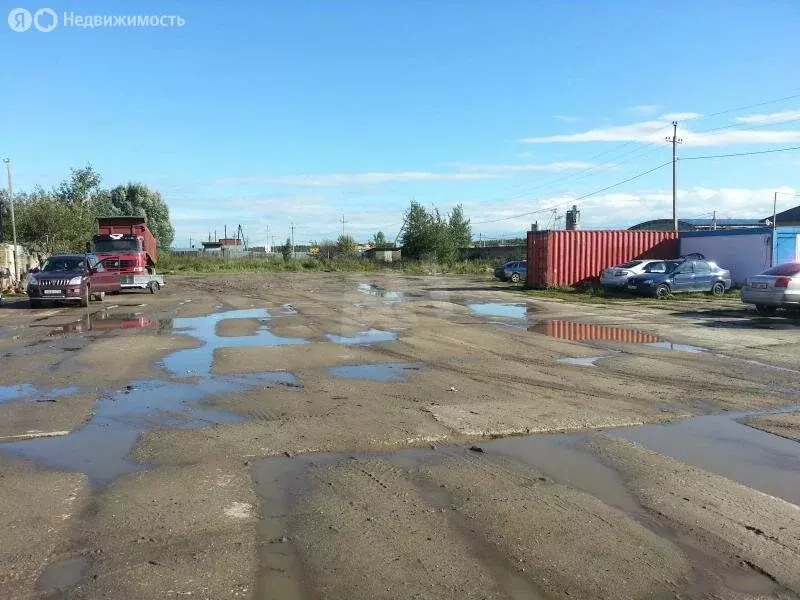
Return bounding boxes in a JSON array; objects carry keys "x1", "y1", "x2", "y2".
[
  {"x1": 626, "y1": 259, "x2": 731, "y2": 299},
  {"x1": 494, "y1": 260, "x2": 527, "y2": 284}
]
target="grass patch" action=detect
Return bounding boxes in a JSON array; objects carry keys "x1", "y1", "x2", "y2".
[
  {"x1": 160, "y1": 254, "x2": 496, "y2": 276},
  {"x1": 521, "y1": 284, "x2": 742, "y2": 306}
]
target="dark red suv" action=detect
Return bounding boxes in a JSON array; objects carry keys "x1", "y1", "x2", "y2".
[{"x1": 26, "y1": 254, "x2": 121, "y2": 308}]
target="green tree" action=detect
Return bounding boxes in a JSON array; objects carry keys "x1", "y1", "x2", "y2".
[
  {"x1": 400, "y1": 201, "x2": 434, "y2": 259},
  {"x1": 14, "y1": 188, "x2": 100, "y2": 255},
  {"x1": 372, "y1": 231, "x2": 388, "y2": 247},
  {"x1": 337, "y1": 234, "x2": 359, "y2": 256},
  {"x1": 448, "y1": 204, "x2": 472, "y2": 249},
  {"x1": 281, "y1": 237, "x2": 293, "y2": 261},
  {"x1": 56, "y1": 165, "x2": 103, "y2": 205},
  {"x1": 400, "y1": 201, "x2": 471, "y2": 262},
  {"x1": 107, "y1": 183, "x2": 175, "y2": 248}
]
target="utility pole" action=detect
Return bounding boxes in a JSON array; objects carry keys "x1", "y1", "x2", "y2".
[
  {"x1": 340, "y1": 214, "x2": 347, "y2": 236},
  {"x1": 290, "y1": 223, "x2": 295, "y2": 259},
  {"x1": 3, "y1": 159, "x2": 18, "y2": 282},
  {"x1": 666, "y1": 121, "x2": 683, "y2": 231}
]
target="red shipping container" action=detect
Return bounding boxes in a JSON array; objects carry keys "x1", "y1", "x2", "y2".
[{"x1": 526, "y1": 230, "x2": 678, "y2": 288}]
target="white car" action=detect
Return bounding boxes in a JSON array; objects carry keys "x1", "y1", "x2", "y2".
[
  {"x1": 741, "y1": 262, "x2": 800, "y2": 314},
  {"x1": 600, "y1": 260, "x2": 663, "y2": 289}
]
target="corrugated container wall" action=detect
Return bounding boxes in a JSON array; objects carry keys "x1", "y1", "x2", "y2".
[{"x1": 526, "y1": 230, "x2": 679, "y2": 288}]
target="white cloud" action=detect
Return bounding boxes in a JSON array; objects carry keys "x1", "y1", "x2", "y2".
[
  {"x1": 628, "y1": 105, "x2": 661, "y2": 116},
  {"x1": 212, "y1": 171, "x2": 499, "y2": 186},
  {"x1": 522, "y1": 112, "x2": 800, "y2": 147},
  {"x1": 521, "y1": 120, "x2": 674, "y2": 144},
  {"x1": 659, "y1": 112, "x2": 702, "y2": 121},
  {"x1": 447, "y1": 161, "x2": 597, "y2": 173},
  {"x1": 736, "y1": 110, "x2": 800, "y2": 125},
  {"x1": 466, "y1": 185, "x2": 797, "y2": 233},
  {"x1": 554, "y1": 115, "x2": 581, "y2": 122}
]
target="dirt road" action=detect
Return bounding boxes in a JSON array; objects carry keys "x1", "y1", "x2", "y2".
[{"x1": 1, "y1": 273, "x2": 799, "y2": 599}]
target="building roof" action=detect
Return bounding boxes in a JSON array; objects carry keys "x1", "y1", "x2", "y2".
[
  {"x1": 763, "y1": 204, "x2": 800, "y2": 224},
  {"x1": 629, "y1": 218, "x2": 763, "y2": 231}
]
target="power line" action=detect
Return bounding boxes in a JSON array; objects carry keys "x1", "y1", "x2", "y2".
[
  {"x1": 695, "y1": 91, "x2": 800, "y2": 122},
  {"x1": 472, "y1": 160, "x2": 672, "y2": 225},
  {"x1": 681, "y1": 145, "x2": 800, "y2": 161}
]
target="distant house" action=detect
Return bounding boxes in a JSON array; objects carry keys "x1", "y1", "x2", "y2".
[{"x1": 762, "y1": 205, "x2": 800, "y2": 227}]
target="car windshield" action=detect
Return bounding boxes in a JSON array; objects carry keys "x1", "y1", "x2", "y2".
[
  {"x1": 642, "y1": 261, "x2": 680, "y2": 274},
  {"x1": 41, "y1": 257, "x2": 85, "y2": 272},
  {"x1": 762, "y1": 263, "x2": 800, "y2": 276},
  {"x1": 618, "y1": 261, "x2": 643, "y2": 269},
  {"x1": 92, "y1": 238, "x2": 142, "y2": 253}
]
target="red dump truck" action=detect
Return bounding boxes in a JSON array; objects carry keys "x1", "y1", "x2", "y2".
[{"x1": 90, "y1": 216, "x2": 165, "y2": 292}]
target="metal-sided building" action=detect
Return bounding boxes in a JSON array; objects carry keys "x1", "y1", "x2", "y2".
[
  {"x1": 679, "y1": 226, "x2": 800, "y2": 287},
  {"x1": 679, "y1": 228, "x2": 773, "y2": 287}
]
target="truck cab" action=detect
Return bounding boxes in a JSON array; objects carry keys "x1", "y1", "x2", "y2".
[{"x1": 91, "y1": 216, "x2": 164, "y2": 292}]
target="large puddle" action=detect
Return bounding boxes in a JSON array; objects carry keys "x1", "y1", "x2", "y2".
[
  {"x1": 357, "y1": 283, "x2": 405, "y2": 304},
  {"x1": 328, "y1": 362, "x2": 423, "y2": 382},
  {"x1": 468, "y1": 302, "x2": 528, "y2": 320},
  {"x1": 1, "y1": 372, "x2": 298, "y2": 485},
  {"x1": 0, "y1": 384, "x2": 81, "y2": 404},
  {"x1": 49, "y1": 311, "x2": 165, "y2": 334},
  {"x1": 325, "y1": 328, "x2": 397, "y2": 345},
  {"x1": 163, "y1": 309, "x2": 309, "y2": 377},
  {"x1": 1, "y1": 306, "x2": 401, "y2": 484}
]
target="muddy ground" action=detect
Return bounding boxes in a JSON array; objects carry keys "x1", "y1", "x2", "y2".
[{"x1": 0, "y1": 272, "x2": 799, "y2": 599}]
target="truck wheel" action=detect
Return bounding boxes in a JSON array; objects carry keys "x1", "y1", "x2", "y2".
[
  {"x1": 81, "y1": 286, "x2": 90, "y2": 308},
  {"x1": 510, "y1": 272, "x2": 521, "y2": 283},
  {"x1": 94, "y1": 291, "x2": 105, "y2": 301},
  {"x1": 29, "y1": 299, "x2": 42, "y2": 309},
  {"x1": 755, "y1": 305, "x2": 777, "y2": 315},
  {"x1": 149, "y1": 281, "x2": 160, "y2": 294}
]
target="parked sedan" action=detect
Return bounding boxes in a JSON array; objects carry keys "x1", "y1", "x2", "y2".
[
  {"x1": 494, "y1": 261, "x2": 527, "y2": 284},
  {"x1": 741, "y1": 262, "x2": 800, "y2": 314},
  {"x1": 600, "y1": 259, "x2": 664, "y2": 290},
  {"x1": 626, "y1": 259, "x2": 731, "y2": 298}
]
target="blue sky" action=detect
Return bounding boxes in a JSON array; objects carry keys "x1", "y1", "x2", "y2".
[{"x1": 2, "y1": 0, "x2": 799, "y2": 247}]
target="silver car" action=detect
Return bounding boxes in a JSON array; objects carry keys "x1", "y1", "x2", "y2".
[
  {"x1": 741, "y1": 262, "x2": 800, "y2": 314},
  {"x1": 600, "y1": 260, "x2": 663, "y2": 289}
]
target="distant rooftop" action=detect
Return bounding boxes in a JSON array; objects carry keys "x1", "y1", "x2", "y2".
[{"x1": 630, "y1": 218, "x2": 765, "y2": 231}]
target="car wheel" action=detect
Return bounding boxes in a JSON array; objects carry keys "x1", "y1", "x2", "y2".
[
  {"x1": 94, "y1": 291, "x2": 105, "y2": 301},
  {"x1": 29, "y1": 299, "x2": 42, "y2": 309},
  {"x1": 710, "y1": 281, "x2": 725, "y2": 297},
  {"x1": 755, "y1": 304, "x2": 777, "y2": 315},
  {"x1": 81, "y1": 286, "x2": 90, "y2": 308},
  {"x1": 654, "y1": 284, "x2": 670, "y2": 299},
  {"x1": 510, "y1": 272, "x2": 521, "y2": 284}
]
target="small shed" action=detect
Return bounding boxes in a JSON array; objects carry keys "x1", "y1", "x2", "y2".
[
  {"x1": 365, "y1": 247, "x2": 401, "y2": 263},
  {"x1": 679, "y1": 228, "x2": 772, "y2": 287}
]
